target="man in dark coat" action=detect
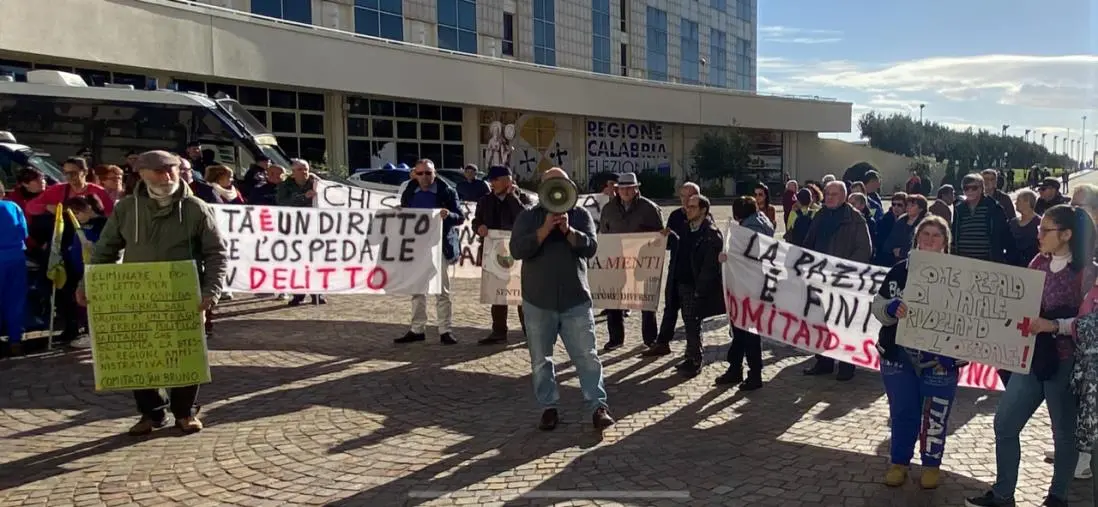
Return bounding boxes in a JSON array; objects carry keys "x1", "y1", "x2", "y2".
[
  {"x1": 472, "y1": 166, "x2": 532, "y2": 344},
  {"x1": 664, "y1": 194, "x2": 725, "y2": 377},
  {"x1": 802, "y1": 181, "x2": 873, "y2": 381},
  {"x1": 642, "y1": 181, "x2": 699, "y2": 357}
]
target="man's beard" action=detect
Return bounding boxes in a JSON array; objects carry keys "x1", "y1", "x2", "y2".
[{"x1": 148, "y1": 179, "x2": 180, "y2": 197}]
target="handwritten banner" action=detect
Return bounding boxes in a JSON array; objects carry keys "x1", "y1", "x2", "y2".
[
  {"x1": 723, "y1": 222, "x2": 1005, "y2": 391},
  {"x1": 480, "y1": 230, "x2": 667, "y2": 311},
  {"x1": 898, "y1": 250, "x2": 1044, "y2": 374},
  {"x1": 213, "y1": 205, "x2": 443, "y2": 295},
  {"x1": 86, "y1": 261, "x2": 210, "y2": 391},
  {"x1": 313, "y1": 179, "x2": 610, "y2": 279}
]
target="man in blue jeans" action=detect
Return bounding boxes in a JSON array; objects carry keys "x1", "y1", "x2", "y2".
[{"x1": 510, "y1": 168, "x2": 614, "y2": 431}]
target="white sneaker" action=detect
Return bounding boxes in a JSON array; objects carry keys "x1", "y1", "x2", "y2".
[
  {"x1": 277, "y1": 293, "x2": 289, "y2": 301},
  {"x1": 221, "y1": 291, "x2": 234, "y2": 301},
  {"x1": 1076, "y1": 452, "x2": 1092, "y2": 479}
]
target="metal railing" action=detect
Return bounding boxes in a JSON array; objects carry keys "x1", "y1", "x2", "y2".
[{"x1": 159, "y1": 0, "x2": 838, "y2": 103}]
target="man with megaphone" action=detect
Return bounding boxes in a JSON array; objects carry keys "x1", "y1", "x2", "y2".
[{"x1": 509, "y1": 167, "x2": 614, "y2": 432}]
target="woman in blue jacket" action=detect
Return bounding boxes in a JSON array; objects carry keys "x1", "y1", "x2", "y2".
[
  {"x1": 0, "y1": 182, "x2": 29, "y2": 356},
  {"x1": 871, "y1": 215, "x2": 963, "y2": 490}
]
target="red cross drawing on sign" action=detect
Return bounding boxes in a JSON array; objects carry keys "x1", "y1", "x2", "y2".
[{"x1": 1017, "y1": 317, "x2": 1033, "y2": 337}]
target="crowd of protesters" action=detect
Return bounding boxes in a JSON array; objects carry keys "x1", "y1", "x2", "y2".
[{"x1": 4, "y1": 150, "x2": 1098, "y2": 502}]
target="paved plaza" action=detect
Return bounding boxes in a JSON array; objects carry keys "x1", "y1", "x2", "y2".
[{"x1": 1, "y1": 201, "x2": 1096, "y2": 507}]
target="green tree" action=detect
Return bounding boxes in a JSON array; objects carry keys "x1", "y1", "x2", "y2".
[
  {"x1": 690, "y1": 128, "x2": 752, "y2": 183},
  {"x1": 857, "y1": 112, "x2": 1069, "y2": 174}
]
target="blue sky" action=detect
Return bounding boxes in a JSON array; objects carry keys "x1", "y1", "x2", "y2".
[{"x1": 757, "y1": 0, "x2": 1098, "y2": 154}]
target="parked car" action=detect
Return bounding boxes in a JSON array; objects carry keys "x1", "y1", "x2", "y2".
[{"x1": 0, "y1": 131, "x2": 65, "y2": 189}]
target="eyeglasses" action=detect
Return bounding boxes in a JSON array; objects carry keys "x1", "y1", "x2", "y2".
[
  {"x1": 414, "y1": 171, "x2": 433, "y2": 177},
  {"x1": 963, "y1": 185, "x2": 981, "y2": 192}
]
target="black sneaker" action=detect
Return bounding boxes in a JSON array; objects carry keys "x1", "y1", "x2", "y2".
[
  {"x1": 394, "y1": 332, "x2": 426, "y2": 344},
  {"x1": 965, "y1": 491, "x2": 1015, "y2": 507},
  {"x1": 739, "y1": 374, "x2": 763, "y2": 391},
  {"x1": 538, "y1": 409, "x2": 559, "y2": 431},
  {"x1": 1042, "y1": 495, "x2": 1067, "y2": 507},
  {"x1": 440, "y1": 332, "x2": 458, "y2": 345},
  {"x1": 714, "y1": 368, "x2": 744, "y2": 386},
  {"x1": 478, "y1": 332, "x2": 507, "y2": 345},
  {"x1": 603, "y1": 341, "x2": 624, "y2": 352}
]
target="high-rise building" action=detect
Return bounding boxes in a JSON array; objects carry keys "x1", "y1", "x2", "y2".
[{"x1": 0, "y1": 0, "x2": 851, "y2": 185}]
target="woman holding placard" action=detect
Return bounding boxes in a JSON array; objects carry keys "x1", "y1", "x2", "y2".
[
  {"x1": 967, "y1": 204, "x2": 1097, "y2": 507},
  {"x1": 871, "y1": 215, "x2": 962, "y2": 490}
]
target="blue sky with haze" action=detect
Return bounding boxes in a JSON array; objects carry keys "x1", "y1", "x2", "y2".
[{"x1": 757, "y1": 0, "x2": 1098, "y2": 151}]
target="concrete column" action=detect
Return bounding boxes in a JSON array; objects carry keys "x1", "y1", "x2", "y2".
[
  {"x1": 572, "y1": 117, "x2": 587, "y2": 183},
  {"x1": 325, "y1": 92, "x2": 348, "y2": 172},
  {"x1": 463, "y1": 105, "x2": 480, "y2": 167},
  {"x1": 672, "y1": 124, "x2": 684, "y2": 183}
]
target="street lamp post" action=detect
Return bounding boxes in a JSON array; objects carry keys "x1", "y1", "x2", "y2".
[
  {"x1": 1002, "y1": 124, "x2": 1009, "y2": 136},
  {"x1": 1083, "y1": 116, "x2": 1088, "y2": 164},
  {"x1": 1055, "y1": 135, "x2": 1060, "y2": 153},
  {"x1": 919, "y1": 104, "x2": 925, "y2": 123},
  {"x1": 1042, "y1": 132, "x2": 1047, "y2": 148},
  {"x1": 1067, "y1": 128, "x2": 1072, "y2": 155},
  {"x1": 1025, "y1": 129, "x2": 1031, "y2": 142}
]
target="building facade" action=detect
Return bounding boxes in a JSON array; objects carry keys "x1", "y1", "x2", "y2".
[{"x1": 0, "y1": 0, "x2": 850, "y2": 186}]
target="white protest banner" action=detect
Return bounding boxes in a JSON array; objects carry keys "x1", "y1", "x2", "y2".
[
  {"x1": 723, "y1": 222, "x2": 1005, "y2": 391},
  {"x1": 313, "y1": 178, "x2": 610, "y2": 279},
  {"x1": 213, "y1": 204, "x2": 443, "y2": 295},
  {"x1": 480, "y1": 230, "x2": 666, "y2": 311},
  {"x1": 897, "y1": 250, "x2": 1045, "y2": 374}
]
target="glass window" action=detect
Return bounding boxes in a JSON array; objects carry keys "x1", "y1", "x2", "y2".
[
  {"x1": 271, "y1": 112, "x2": 297, "y2": 133},
  {"x1": 443, "y1": 124, "x2": 462, "y2": 142},
  {"x1": 419, "y1": 104, "x2": 441, "y2": 120},
  {"x1": 347, "y1": 97, "x2": 370, "y2": 115},
  {"x1": 712, "y1": 0, "x2": 726, "y2": 11},
  {"x1": 420, "y1": 143, "x2": 443, "y2": 168},
  {"x1": 348, "y1": 140, "x2": 372, "y2": 170},
  {"x1": 347, "y1": 117, "x2": 369, "y2": 137},
  {"x1": 420, "y1": 123, "x2": 441, "y2": 140},
  {"x1": 269, "y1": 89, "x2": 297, "y2": 109},
  {"x1": 298, "y1": 137, "x2": 326, "y2": 164},
  {"x1": 372, "y1": 119, "x2": 394, "y2": 138},
  {"x1": 396, "y1": 121, "x2": 418, "y2": 139},
  {"x1": 74, "y1": 68, "x2": 110, "y2": 87},
  {"x1": 645, "y1": 7, "x2": 668, "y2": 82},
  {"x1": 354, "y1": 0, "x2": 404, "y2": 41},
  {"x1": 737, "y1": 0, "x2": 751, "y2": 21},
  {"x1": 396, "y1": 142, "x2": 420, "y2": 167},
  {"x1": 239, "y1": 87, "x2": 268, "y2": 106},
  {"x1": 111, "y1": 73, "x2": 146, "y2": 89},
  {"x1": 680, "y1": 19, "x2": 700, "y2": 84},
  {"x1": 300, "y1": 114, "x2": 324, "y2": 135},
  {"x1": 252, "y1": 0, "x2": 311, "y2": 23},
  {"x1": 173, "y1": 79, "x2": 206, "y2": 93},
  {"x1": 592, "y1": 0, "x2": 611, "y2": 74},
  {"x1": 441, "y1": 106, "x2": 463, "y2": 122},
  {"x1": 443, "y1": 144, "x2": 465, "y2": 171},
  {"x1": 248, "y1": 109, "x2": 269, "y2": 127},
  {"x1": 438, "y1": 0, "x2": 477, "y2": 54},
  {"x1": 299, "y1": 92, "x2": 324, "y2": 111},
  {"x1": 533, "y1": 0, "x2": 556, "y2": 66},
  {"x1": 371, "y1": 100, "x2": 394, "y2": 117},
  {"x1": 502, "y1": 12, "x2": 514, "y2": 56},
  {"x1": 709, "y1": 29, "x2": 727, "y2": 88},
  {"x1": 394, "y1": 102, "x2": 418, "y2": 118}
]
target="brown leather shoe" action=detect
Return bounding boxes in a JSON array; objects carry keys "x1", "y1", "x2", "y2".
[
  {"x1": 176, "y1": 416, "x2": 204, "y2": 434},
  {"x1": 640, "y1": 343, "x2": 671, "y2": 357},
  {"x1": 538, "y1": 409, "x2": 559, "y2": 431},
  {"x1": 128, "y1": 416, "x2": 166, "y2": 436},
  {"x1": 592, "y1": 407, "x2": 614, "y2": 430}
]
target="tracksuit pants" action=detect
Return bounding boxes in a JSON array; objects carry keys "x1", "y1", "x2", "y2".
[
  {"x1": 881, "y1": 353, "x2": 959, "y2": 467},
  {"x1": 0, "y1": 258, "x2": 27, "y2": 344}
]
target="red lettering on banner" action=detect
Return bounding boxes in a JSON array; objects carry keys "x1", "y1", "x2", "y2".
[
  {"x1": 344, "y1": 266, "x2": 388, "y2": 290},
  {"x1": 259, "y1": 208, "x2": 274, "y2": 232},
  {"x1": 316, "y1": 267, "x2": 336, "y2": 290},
  {"x1": 792, "y1": 322, "x2": 812, "y2": 347},
  {"x1": 851, "y1": 339, "x2": 881, "y2": 369},
  {"x1": 249, "y1": 267, "x2": 267, "y2": 290},
  {"x1": 961, "y1": 362, "x2": 1001, "y2": 391}
]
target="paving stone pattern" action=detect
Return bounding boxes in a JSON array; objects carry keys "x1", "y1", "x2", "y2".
[{"x1": 1, "y1": 207, "x2": 1093, "y2": 507}]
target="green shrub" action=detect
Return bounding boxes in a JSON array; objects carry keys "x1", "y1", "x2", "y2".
[
  {"x1": 701, "y1": 182, "x2": 725, "y2": 198},
  {"x1": 637, "y1": 171, "x2": 676, "y2": 199}
]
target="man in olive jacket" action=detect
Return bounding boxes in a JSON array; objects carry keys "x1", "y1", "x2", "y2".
[
  {"x1": 597, "y1": 172, "x2": 664, "y2": 350},
  {"x1": 77, "y1": 150, "x2": 228, "y2": 436}
]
